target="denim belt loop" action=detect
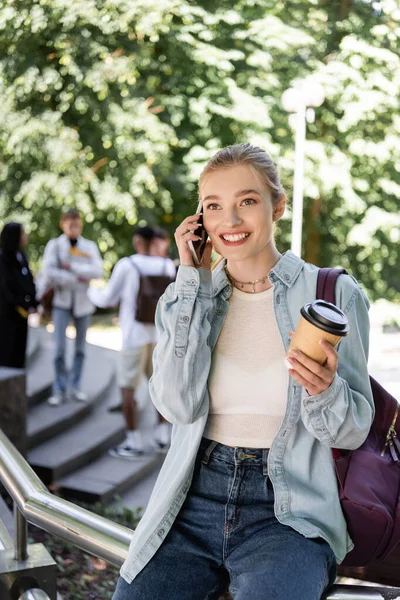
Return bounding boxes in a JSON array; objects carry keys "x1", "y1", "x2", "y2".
[
  {"x1": 262, "y1": 448, "x2": 269, "y2": 476},
  {"x1": 201, "y1": 440, "x2": 219, "y2": 465}
]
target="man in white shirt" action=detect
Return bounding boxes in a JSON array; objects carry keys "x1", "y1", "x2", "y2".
[
  {"x1": 41, "y1": 209, "x2": 103, "y2": 406},
  {"x1": 88, "y1": 226, "x2": 176, "y2": 458}
]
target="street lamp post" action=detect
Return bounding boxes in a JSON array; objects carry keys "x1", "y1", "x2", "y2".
[{"x1": 281, "y1": 84, "x2": 325, "y2": 258}]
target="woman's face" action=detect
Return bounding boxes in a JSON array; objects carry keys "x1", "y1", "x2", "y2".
[{"x1": 200, "y1": 165, "x2": 285, "y2": 262}]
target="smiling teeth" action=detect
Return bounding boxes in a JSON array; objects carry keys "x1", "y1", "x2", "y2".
[{"x1": 222, "y1": 233, "x2": 250, "y2": 242}]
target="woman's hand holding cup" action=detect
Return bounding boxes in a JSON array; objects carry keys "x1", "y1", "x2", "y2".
[
  {"x1": 174, "y1": 214, "x2": 212, "y2": 270},
  {"x1": 287, "y1": 333, "x2": 339, "y2": 396}
]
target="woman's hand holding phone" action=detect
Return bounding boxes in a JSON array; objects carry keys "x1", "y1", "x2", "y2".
[{"x1": 174, "y1": 213, "x2": 212, "y2": 270}]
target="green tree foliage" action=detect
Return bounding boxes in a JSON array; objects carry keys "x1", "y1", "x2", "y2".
[{"x1": 0, "y1": 0, "x2": 399, "y2": 298}]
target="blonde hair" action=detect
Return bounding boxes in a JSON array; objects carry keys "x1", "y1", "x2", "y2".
[{"x1": 199, "y1": 143, "x2": 285, "y2": 207}]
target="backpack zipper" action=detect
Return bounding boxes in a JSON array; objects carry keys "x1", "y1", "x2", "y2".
[{"x1": 381, "y1": 404, "x2": 400, "y2": 460}]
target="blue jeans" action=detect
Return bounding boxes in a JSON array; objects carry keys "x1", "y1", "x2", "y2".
[
  {"x1": 113, "y1": 438, "x2": 337, "y2": 600},
  {"x1": 52, "y1": 307, "x2": 90, "y2": 393}
]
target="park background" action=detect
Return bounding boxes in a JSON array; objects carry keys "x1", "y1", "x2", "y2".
[
  {"x1": 0, "y1": 0, "x2": 399, "y2": 305},
  {"x1": 1, "y1": 1, "x2": 400, "y2": 599}
]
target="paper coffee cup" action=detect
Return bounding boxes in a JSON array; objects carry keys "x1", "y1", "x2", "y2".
[{"x1": 287, "y1": 300, "x2": 349, "y2": 365}]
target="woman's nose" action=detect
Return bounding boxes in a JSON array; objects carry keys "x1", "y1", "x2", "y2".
[{"x1": 225, "y1": 210, "x2": 242, "y2": 227}]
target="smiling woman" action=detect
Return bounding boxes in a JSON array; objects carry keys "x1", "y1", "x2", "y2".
[
  {"x1": 200, "y1": 164, "x2": 285, "y2": 289},
  {"x1": 112, "y1": 144, "x2": 374, "y2": 600}
]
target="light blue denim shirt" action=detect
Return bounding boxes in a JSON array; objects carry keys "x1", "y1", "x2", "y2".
[{"x1": 120, "y1": 251, "x2": 374, "y2": 584}]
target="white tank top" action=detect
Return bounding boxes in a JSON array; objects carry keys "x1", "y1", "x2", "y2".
[{"x1": 204, "y1": 285, "x2": 289, "y2": 448}]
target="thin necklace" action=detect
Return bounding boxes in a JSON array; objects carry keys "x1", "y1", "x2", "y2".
[{"x1": 225, "y1": 267, "x2": 271, "y2": 294}]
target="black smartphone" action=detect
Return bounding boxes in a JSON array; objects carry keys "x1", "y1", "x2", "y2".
[{"x1": 188, "y1": 202, "x2": 208, "y2": 265}]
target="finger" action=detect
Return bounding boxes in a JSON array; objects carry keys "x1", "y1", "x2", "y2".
[
  {"x1": 319, "y1": 340, "x2": 338, "y2": 370},
  {"x1": 287, "y1": 357, "x2": 321, "y2": 387},
  {"x1": 289, "y1": 331, "x2": 294, "y2": 337},
  {"x1": 182, "y1": 224, "x2": 202, "y2": 235},
  {"x1": 288, "y1": 349, "x2": 332, "y2": 381},
  {"x1": 288, "y1": 369, "x2": 318, "y2": 395},
  {"x1": 181, "y1": 213, "x2": 203, "y2": 228},
  {"x1": 175, "y1": 223, "x2": 202, "y2": 238},
  {"x1": 182, "y1": 232, "x2": 202, "y2": 242},
  {"x1": 175, "y1": 223, "x2": 199, "y2": 236}
]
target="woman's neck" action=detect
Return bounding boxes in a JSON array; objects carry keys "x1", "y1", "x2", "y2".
[{"x1": 226, "y1": 245, "x2": 281, "y2": 293}]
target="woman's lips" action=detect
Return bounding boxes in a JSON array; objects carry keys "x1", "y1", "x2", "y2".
[{"x1": 219, "y1": 233, "x2": 251, "y2": 247}]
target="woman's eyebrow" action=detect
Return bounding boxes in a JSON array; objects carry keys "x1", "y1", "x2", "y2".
[
  {"x1": 202, "y1": 189, "x2": 262, "y2": 202},
  {"x1": 235, "y1": 188, "x2": 262, "y2": 197}
]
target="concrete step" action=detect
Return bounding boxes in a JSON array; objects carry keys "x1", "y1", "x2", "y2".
[
  {"x1": 54, "y1": 376, "x2": 164, "y2": 503},
  {"x1": 26, "y1": 326, "x2": 41, "y2": 366},
  {"x1": 57, "y1": 451, "x2": 164, "y2": 504},
  {"x1": 27, "y1": 382, "x2": 125, "y2": 484},
  {"x1": 119, "y1": 463, "x2": 163, "y2": 511},
  {"x1": 26, "y1": 328, "x2": 54, "y2": 407},
  {"x1": 27, "y1": 342, "x2": 116, "y2": 449}
]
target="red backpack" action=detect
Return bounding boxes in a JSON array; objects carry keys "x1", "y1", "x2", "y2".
[{"x1": 317, "y1": 268, "x2": 400, "y2": 566}]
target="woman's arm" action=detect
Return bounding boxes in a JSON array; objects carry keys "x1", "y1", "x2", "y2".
[
  {"x1": 299, "y1": 277, "x2": 374, "y2": 449},
  {"x1": 149, "y1": 265, "x2": 214, "y2": 425},
  {"x1": 0, "y1": 262, "x2": 29, "y2": 308}
]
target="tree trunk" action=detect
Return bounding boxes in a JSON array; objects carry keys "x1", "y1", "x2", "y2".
[
  {"x1": 303, "y1": 196, "x2": 322, "y2": 266},
  {"x1": 339, "y1": 0, "x2": 352, "y2": 21}
]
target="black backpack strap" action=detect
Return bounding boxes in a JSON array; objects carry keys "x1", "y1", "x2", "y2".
[{"x1": 316, "y1": 267, "x2": 348, "y2": 304}]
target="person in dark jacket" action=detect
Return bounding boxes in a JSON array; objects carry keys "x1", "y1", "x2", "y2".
[{"x1": 0, "y1": 222, "x2": 37, "y2": 368}]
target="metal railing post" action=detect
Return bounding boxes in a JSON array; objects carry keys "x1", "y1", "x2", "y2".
[{"x1": 14, "y1": 504, "x2": 28, "y2": 562}]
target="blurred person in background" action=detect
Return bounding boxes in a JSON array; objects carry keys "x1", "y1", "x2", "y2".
[
  {"x1": 88, "y1": 225, "x2": 176, "y2": 458},
  {"x1": 0, "y1": 222, "x2": 38, "y2": 368},
  {"x1": 41, "y1": 209, "x2": 103, "y2": 406},
  {"x1": 151, "y1": 227, "x2": 171, "y2": 259},
  {"x1": 151, "y1": 226, "x2": 180, "y2": 271}
]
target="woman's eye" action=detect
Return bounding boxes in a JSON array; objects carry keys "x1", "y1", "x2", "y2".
[
  {"x1": 207, "y1": 203, "x2": 220, "y2": 210},
  {"x1": 242, "y1": 198, "x2": 256, "y2": 206}
]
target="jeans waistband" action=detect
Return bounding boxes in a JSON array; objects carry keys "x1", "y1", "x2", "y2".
[{"x1": 199, "y1": 438, "x2": 269, "y2": 475}]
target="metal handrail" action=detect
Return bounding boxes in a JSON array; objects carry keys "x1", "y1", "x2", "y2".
[
  {"x1": 1, "y1": 429, "x2": 400, "y2": 599},
  {"x1": 19, "y1": 591, "x2": 51, "y2": 600},
  {"x1": 0, "y1": 429, "x2": 131, "y2": 566}
]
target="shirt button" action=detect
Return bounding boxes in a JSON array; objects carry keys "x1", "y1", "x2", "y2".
[
  {"x1": 284, "y1": 274, "x2": 290, "y2": 281},
  {"x1": 158, "y1": 528, "x2": 165, "y2": 537},
  {"x1": 25, "y1": 295, "x2": 31, "y2": 302},
  {"x1": 181, "y1": 316, "x2": 190, "y2": 323}
]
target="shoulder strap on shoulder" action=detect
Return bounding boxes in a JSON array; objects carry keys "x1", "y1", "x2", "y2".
[{"x1": 316, "y1": 267, "x2": 347, "y2": 305}]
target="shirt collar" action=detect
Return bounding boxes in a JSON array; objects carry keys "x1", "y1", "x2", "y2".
[
  {"x1": 269, "y1": 250, "x2": 304, "y2": 287},
  {"x1": 211, "y1": 250, "x2": 304, "y2": 298}
]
